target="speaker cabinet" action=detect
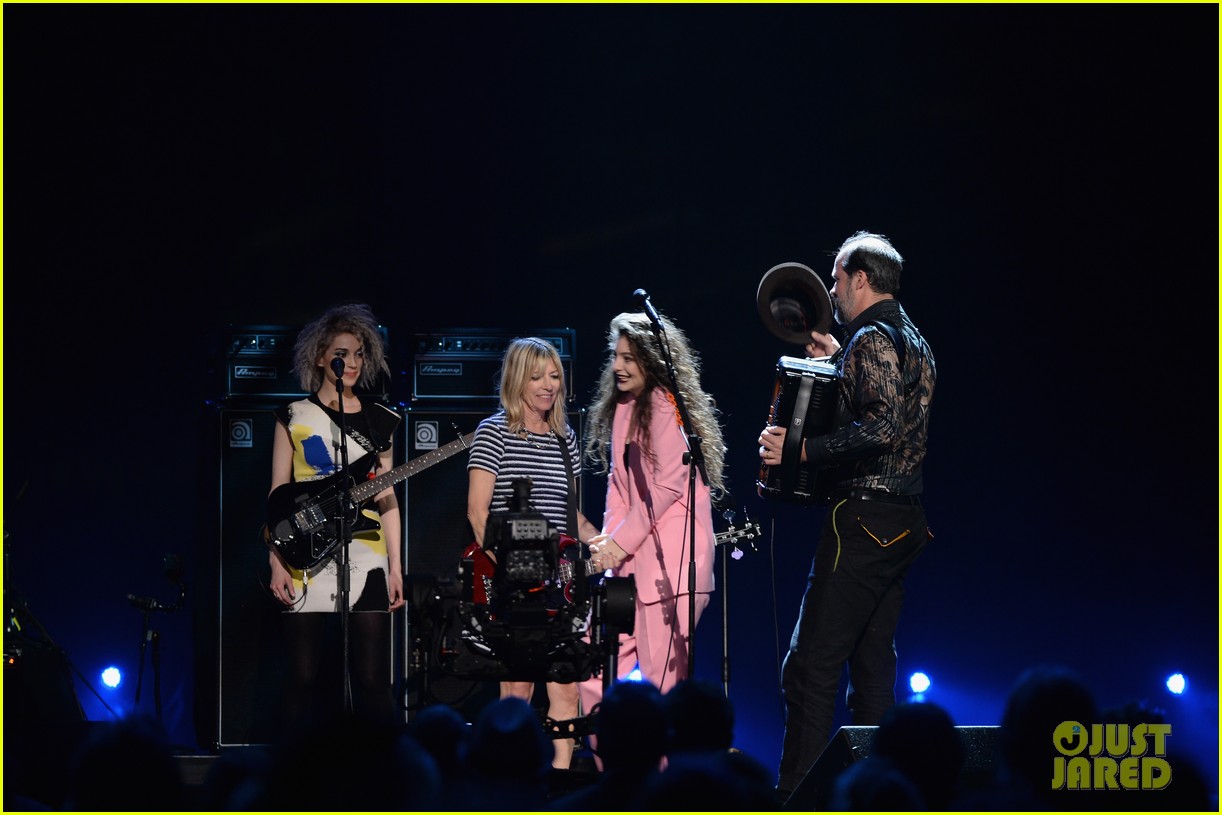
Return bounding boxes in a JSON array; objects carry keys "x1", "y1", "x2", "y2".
[
  {"x1": 398, "y1": 404, "x2": 583, "y2": 722},
  {"x1": 401, "y1": 406, "x2": 486, "y2": 580},
  {"x1": 196, "y1": 402, "x2": 287, "y2": 747},
  {"x1": 784, "y1": 725, "x2": 999, "y2": 810}
]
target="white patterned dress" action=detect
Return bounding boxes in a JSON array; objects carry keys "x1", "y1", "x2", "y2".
[{"x1": 273, "y1": 394, "x2": 401, "y2": 613}]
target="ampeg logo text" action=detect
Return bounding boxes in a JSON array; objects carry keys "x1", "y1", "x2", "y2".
[
  {"x1": 1051, "y1": 720, "x2": 1172, "y2": 791},
  {"x1": 233, "y1": 365, "x2": 278, "y2": 379},
  {"x1": 419, "y1": 363, "x2": 462, "y2": 376}
]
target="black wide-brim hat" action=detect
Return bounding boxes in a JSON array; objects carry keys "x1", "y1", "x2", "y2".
[{"x1": 756, "y1": 261, "x2": 833, "y2": 343}]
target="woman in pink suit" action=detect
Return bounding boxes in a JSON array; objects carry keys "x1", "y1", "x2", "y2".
[{"x1": 580, "y1": 311, "x2": 727, "y2": 710}]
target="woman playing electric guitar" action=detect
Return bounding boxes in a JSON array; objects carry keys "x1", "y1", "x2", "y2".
[
  {"x1": 266, "y1": 303, "x2": 405, "y2": 728},
  {"x1": 466, "y1": 337, "x2": 601, "y2": 771}
]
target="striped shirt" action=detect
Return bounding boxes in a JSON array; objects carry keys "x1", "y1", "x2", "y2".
[{"x1": 467, "y1": 411, "x2": 579, "y2": 535}]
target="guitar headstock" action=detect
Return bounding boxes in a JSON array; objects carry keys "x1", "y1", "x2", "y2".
[{"x1": 714, "y1": 520, "x2": 762, "y2": 549}]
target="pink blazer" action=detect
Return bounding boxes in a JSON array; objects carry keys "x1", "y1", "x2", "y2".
[{"x1": 603, "y1": 387, "x2": 715, "y2": 603}]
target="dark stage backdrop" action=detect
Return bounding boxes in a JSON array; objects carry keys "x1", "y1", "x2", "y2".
[{"x1": 2, "y1": 3, "x2": 1217, "y2": 799}]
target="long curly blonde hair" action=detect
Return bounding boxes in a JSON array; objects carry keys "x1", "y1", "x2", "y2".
[
  {"x1": 292, "y1": 303, "x2": 390, "y2": 393},
  {"x1": 584, "y1": 311, "x2": 726, "y2": 492}
]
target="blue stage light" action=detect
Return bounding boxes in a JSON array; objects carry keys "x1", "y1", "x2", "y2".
[
  {"x1": 1166, "y1": 672, "x2": 1186, "y2": 694},
  {"x1": 909, "y1": 671, "x2": 931, "y2": 693},
  {"x1": 101, "y1": 666, "x2": 122, "y2": 689}
]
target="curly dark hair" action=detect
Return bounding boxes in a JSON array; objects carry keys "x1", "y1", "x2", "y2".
[
  {"x1": 584, "y1": 311, "x2": 726, "y2": 492},
  {"x1": 291, "y1": 303, "x2": 390, "y2": 392}
]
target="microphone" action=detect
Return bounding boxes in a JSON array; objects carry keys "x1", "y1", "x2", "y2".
[
  {"x1": 127, "y1": 593, "x2": 159, "y2": 611},
  {"x1": 633, "y1": 288, "x2": 663, "y2": 332},
  {"x1": 329, "y1": 359, "x2": 349, "y2": 393}
]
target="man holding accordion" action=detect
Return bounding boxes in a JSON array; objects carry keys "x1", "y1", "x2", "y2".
[{"x1": 757, "y1": 231, "x2": 937, "y2": 804}]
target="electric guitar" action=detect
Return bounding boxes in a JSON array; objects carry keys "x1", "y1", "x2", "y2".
[
  {"x1": 267, "y1": 432, "x2": 475, "y2": 571},
  {"x1": 461, "y1": 521, "x2": 763, "y2": 606},
  {"x1": 462, "y1": 534, "x2": 601, "y2": 607}
]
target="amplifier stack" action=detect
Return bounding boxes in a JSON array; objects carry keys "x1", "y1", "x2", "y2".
[
  {"x1": 219, "y1": 323, "x2": 391, "y2": 401},
  {"x1": 410, "y1": 328, "x2": 576, "y2": 402}
]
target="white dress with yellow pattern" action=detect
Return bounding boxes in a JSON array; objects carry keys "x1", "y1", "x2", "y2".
[{"x1": 273, "y1": 394, "x2": 401, "y2": 613}]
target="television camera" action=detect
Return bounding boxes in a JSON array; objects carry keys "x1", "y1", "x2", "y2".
[{"x1": 412, "y1": 478, "x2": 635, "y2": 686}]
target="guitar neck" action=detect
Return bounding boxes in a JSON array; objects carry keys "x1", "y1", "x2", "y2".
[
  {"x1": 715, "y1": 522, "x2": 761, "y2": 547},
  {"x1": 557, "y1": 555, "x2": 604, "y2": 583},
  {"x1": 349, "y1": 432, "x2": 474, "y2": 504},
  {"x1": 555, "y1": 524, "x2": 762, "y2": 581}
]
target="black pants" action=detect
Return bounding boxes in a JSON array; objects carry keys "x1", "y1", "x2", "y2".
[{"x1": 776, "y1": 496, "x2": 928, "y2": 794}]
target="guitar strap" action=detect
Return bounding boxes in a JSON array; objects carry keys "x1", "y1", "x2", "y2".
[
  {"x1": 309, "y1": 393, "x2": 383, "y2": 456},
  {"x1": 555, "y1": 429, "x2": 580, "y2": 539},
  {"x1": 341, "y1": 423, "x2": 379, "y2": 456}
]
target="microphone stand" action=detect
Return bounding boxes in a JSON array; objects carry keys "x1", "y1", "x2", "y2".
[
  {"x1": 720, "y1": 513, "x2": 731, "y2": 696},
  {"x1": 332, "y1": 365, "x2": 355, "y2": 715},
  {"x1": 129, "y1": 581, "x2": 186, "y2": 723},
  {"x1": 646, "y1": 318, "x2": 709, "y2": 681},
  {"x1": 133, "y1": 604, "x2": 157, "y2": 716},
  {"x1": 716, "y1": 506, "x2": 755, "y2": 697}
]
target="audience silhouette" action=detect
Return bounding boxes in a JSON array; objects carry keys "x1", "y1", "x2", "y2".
[
  {"x1": 1097, "y1": 699, "x2": 1214, "y2": 811},
  {"x1": 404, "y1": 700, "x2": 472, "y2": 807},
  {"x1": 61, "y1": 715, "x2": 188, "y2": 811},
  {"x1": 235, "y1": 710, "x2": 440, "y2": 810},
  {"x1": 869, "y1": 699, "x2": 965, "y2": 809},
  {"x1": 551, "y1": 678, "x2": 671, "y2": 810},
  {"x1": 826, "y1": 753, "x2": 925, "y2": 810},
  {"x1": 664, "y1": 677, "x2": 736, "y2": 754},
  {"x1": 12, "y1": 662, "x2": 1216, "y2": 812},
  {"x1": 982, "y1": 663, "x2": 1103, "y2": 810},
  {"x1": 458, "y1": 695, "x2": 554, "y2": 810},
  {"x1": 195, "y1": 745, "x2": 272, "y2": 810},
  {"x1": 635, "y1": 748, "x2": 778, "y2": 810}
]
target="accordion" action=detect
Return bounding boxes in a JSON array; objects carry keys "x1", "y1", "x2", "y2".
[{"x1": 756, "y1": 356, "x2": 840, "y2": 505}]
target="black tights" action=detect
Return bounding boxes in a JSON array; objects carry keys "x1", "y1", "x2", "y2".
[{"x1": 280, "y1": 611, "x2": 396, "y2": 726}]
